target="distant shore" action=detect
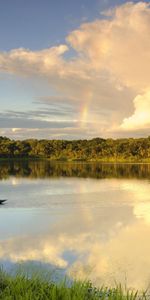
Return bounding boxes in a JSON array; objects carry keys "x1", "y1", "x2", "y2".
[{"x1": 0, "y1": 136, "x2": 150, "y2": 163}]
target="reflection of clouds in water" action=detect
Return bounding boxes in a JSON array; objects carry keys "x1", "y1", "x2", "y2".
[
  {"x1": 121, "y1": 180, "x2": 150, "y2": 201},
  {"x1": 0, "y1": 178, "x2": 150, "y2": 289},
  {"x1": 0, "y1": 235, "x2": 68, "y2": 268},
  {"x1": 134, "y1": 203, "x2": 150, "y2": 224},
  {"x1": 69, "y1": 222, "x2": 150, "y2": 289},
  {"x1": 2, "y1": 177, "x2": 142, "y2": 197},
  {"x1": 119, "y1": 180, "x2": 150, "y2": 223},
  {"x1": 11, "y1": 178, "x2": 19, "y2": 186},
  {"x1": 1, "y1": 221, "x2": 150, "y2": 289},
  {"x1": 1, "y1": 177, "x2": 147, "y2": 209}
]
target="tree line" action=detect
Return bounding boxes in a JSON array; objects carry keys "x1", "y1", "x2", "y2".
[{"x1": 0, "y1": 136, "x2": 150, "y2": 161}]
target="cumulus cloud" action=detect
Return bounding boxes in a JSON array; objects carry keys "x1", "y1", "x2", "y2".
[
  {"x1": 68, "y1": 2, "x2": 150, "y2": 90},
  {"x1": 121, "y1": 90, "x2": 150, "y2": 130},
  {"x1": 0, "y1": 45, "x2": 68, "y2": 76},
  {"x1": 0, "y1": 2, "x2": 150, "y2": 137}
]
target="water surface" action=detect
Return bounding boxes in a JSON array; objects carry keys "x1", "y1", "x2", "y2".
[{"x1": 0, "y1": 160, "x2": 150, "y2": 289}]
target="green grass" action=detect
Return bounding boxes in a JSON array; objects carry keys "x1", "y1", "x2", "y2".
[{"x1": 0, "y1": 270, "x2": 147, "y2": 300}]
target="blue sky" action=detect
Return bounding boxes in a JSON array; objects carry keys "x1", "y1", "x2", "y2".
[
  {"x1": 0, "y1": 0, "x2": 141, "y2": 51},
  {"x1": 0, "y1": 0, "x2": 150, "y2": 139},
  {"x1": 0, "y1": 0, "x2": 130, "y2": 51},
  {"x1": 0, "y1": 0, "x2": 109, "y2": 112}
]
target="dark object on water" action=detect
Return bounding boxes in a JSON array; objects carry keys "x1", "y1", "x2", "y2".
[{"x1": 0, "y1": 199, "x2": 7, "y2": 205}]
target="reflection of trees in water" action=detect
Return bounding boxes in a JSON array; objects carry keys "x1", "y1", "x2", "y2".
[{"x1": 0, "y1": 160, "x2": 150, "y2": 180}]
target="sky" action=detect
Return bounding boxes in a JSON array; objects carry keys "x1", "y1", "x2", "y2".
[{"x1": 0, "y1": 0, "x2": 150, "y2": 140}]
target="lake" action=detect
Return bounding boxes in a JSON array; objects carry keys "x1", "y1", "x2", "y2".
[{"x1": 0, "y1": 160, "x2": 150, "y2": 289}]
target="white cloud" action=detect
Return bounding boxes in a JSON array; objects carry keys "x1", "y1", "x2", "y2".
[
  {"x1": 1, "y1": 2, "x2": 150, "y2": 137},
  {"x1": 0, "y1": 45, "x2": 68, "y2": 76},
  {"x1": 68, "y1": 2, "x2": 150, "y2": 90},
  {"x1": 121, "y1": 90, "x2": 150, "y2": 130}
]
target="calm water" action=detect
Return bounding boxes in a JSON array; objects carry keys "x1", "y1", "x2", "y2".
[{"x1": 0, "y1": 160, "x2": 150, "y2": 288}]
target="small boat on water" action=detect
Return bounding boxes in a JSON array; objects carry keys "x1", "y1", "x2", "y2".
[{"x1": 0, "y1": 199, "x2": 7, "y2": 205}]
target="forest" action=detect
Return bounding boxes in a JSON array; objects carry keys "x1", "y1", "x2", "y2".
[{"x1": 0, "y1": 136, "x2": 150, "y2": 162}]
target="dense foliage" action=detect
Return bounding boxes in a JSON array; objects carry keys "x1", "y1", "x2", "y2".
[{"x1": 0, "y1": 136, "x2": 150, "y2": 161}]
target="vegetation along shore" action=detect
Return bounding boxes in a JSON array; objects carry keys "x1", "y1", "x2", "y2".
[
  {"x1": 0, "y1": 136, "x2": 150, "y2": 162},
  {"x1": 0, "y1": 270, "x2": 147, "y2": 300}
]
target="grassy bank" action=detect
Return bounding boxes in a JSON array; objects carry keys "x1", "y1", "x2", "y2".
[{"x1": 0, "y1": 271, "x2": 146, "y2": 300}]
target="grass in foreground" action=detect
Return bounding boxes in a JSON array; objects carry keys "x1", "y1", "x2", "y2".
[{"x1": 0, "y1": 270, "x2": 147, "y2": 300}]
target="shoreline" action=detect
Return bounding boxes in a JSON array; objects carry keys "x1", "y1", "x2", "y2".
[{"x1": 0, "y1": 156, "x2": 150, "y2": 164}]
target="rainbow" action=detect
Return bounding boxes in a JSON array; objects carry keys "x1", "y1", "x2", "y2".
[{"x1": 79, "y1": 90, "x2": 93, "y2": 128}]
